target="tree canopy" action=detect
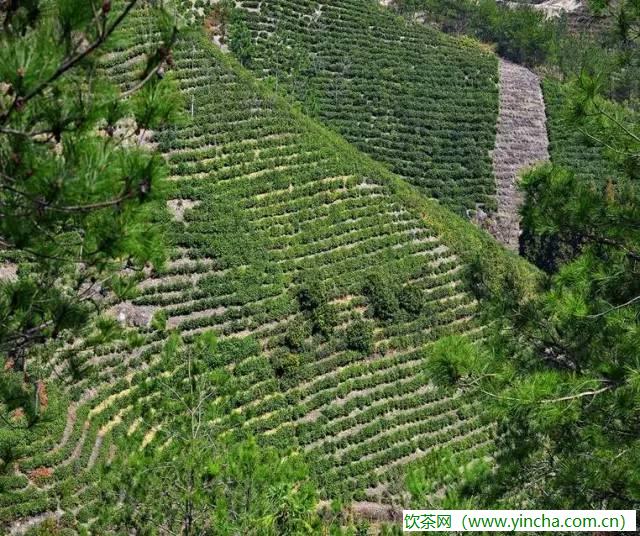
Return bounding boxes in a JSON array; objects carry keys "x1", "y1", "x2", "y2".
[{"x1": 0, "y1": 0, "x2": 179, "y2": 422}]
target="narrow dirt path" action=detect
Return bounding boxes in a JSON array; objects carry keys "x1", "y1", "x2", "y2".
[{"x1": 491, "y1": 59, "x2": 549, "y2": 250}]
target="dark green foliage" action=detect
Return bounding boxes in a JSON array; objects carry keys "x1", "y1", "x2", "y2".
[
  {"x1": 310, "y1": 303, "x2": 338, "y2": 337},
  {"x1": 295, "y1": 276, "x2": 337, "y2": 337},
  {"x1": 456, "y1": 77, "x2": 640, "y2": 509},
  {"x1": 296, "y1": 277, "x2": 328, "y2": 313},
  {"x1": 0, "y1": 371, "x2": 38, "y2": 426},
  {"x1": 271, "y1": 348, "x2": 301, "y2": 379},
  {"x1": 395, "y1": 0, "x2": 559, "y2": 66},
  {"x1": 467, "y1": 252, "x2": 536, "y2": 320},
  {"x1": 227, "y1": 9, "x2": 254, "y2": 66},
  {"x1": 345, "y1": 320, "x2": 374, "y2": 354},
  {"x1": 399, "y1": 285, "x2": 424, "y2": 317},
  {"x1": 0, "y1": 0, "x2": 178, "y2": 374},
  {"x1": 284, "y1": 319, "x2": 310, "y2": 352},
  {"x1": 363, "y1": 273, "x2": 400, "y2": 321},
  {"x1": 520, "y1": 226, "x2": 584, "y2": 274},
  {"x1": 363, "y1": 273, "x2": 440, "y2": 321}
]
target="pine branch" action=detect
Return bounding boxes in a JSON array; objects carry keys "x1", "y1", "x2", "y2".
[
  {"x1": 0, "y1": 0, "x2": 139, "y2": 124},
  {"x1": 583, "y1": 232, "x2": 640, "y2": 261},
  {"x1": 593, "y1": 101, "x2": 640, "y2": 145},
  {"x1": 478, "y1": 382, "x2": 614, "y2": 405},
  {"x1": 0, "y1": 179, "x2": 137, "y2": 213},
  {"x1": 540, "y1": 384, "x2": 613, "y2": 403},
  {"x1": 587, "y1": 294, "x2": 640, "y2": 318}
]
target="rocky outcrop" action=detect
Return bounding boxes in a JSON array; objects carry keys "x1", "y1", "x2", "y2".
[{"x1": 107, "y1": 301, "x2": 156, "y2": 328}]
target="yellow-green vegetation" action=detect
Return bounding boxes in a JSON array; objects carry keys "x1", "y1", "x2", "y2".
[{"x1": 0, "y1": 3, "x2": 539, "y2": 531}]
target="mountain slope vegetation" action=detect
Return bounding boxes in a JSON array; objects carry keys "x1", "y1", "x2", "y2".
[
  {"x1": 8, "y1": 0, "x2": 637, "y2": 532},
  {"x1": 224, "y1": 0, "x2": 500, "y2": 215},
  {"x1": 1, "y1": 3, "x2": 538, "y2": 531}
]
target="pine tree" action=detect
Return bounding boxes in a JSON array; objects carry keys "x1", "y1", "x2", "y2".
[
  {"x1": 431, "y1": 72, "x2": 640, "y2": 509},
  {"x1": 0, "y1": 0, "x2": 179, "y2": 420}
]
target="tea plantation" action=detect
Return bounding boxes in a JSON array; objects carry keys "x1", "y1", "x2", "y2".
[
  {"x1": 1, "y1": 3, "x2": 535, "y2": 531},
  {"x1": 230, "y1": 0, "x2": 500, "y2": 215},
  {"x1": 542, "y1": 79, "x2": 621, "y2": 183}
]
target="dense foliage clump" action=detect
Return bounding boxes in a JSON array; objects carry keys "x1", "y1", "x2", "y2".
[
  {"x1": 419, "y1": 72, "x2": 640, "y2": 510},
  {"x1": 0, "y1": 0, "x2": 178, "y2": 468},
  {"x1": 396, "y1": 0, "x2": 559, "y2": 66}
]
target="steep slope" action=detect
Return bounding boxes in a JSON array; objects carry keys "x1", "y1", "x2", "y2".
[
  {"x1": 543, "y1": 79, "x2": 621, "y2": 183},
  {"x1": 229, "y1": 0, "x2": 500, "y2": 216},
  {"x1": 491, "y1": 59, "x2": 549, "y2": 250},
  {"x1": 1, "y1": 6, "x2": 537, "y2": 533}
]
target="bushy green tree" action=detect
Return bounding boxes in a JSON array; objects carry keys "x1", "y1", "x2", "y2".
[
  {"x1": 296, "y1": 276, "x2": 327, "y2": 312},
  {"x1": 310, "y1": 302, "x2": 338, "y2": 337},
  {"x1": 345, "y1": 319, "x2": 374, "y2": 354},
  {"x1": 284, "y1": 318, "x2": 310, "y2": 352},
  {"x1": 399, "y1": 285, "x2": 424, "y2": 317},
  {"x1": 271, "y1": 348, "x2": 301, "y2": 378},
  {"x1": 363, "y1": 272, "x2": 400, "y2": 321},
  {"x1": 0, "y1": 0, "x2": 179, "y2": 416},
  {"x1": 296, "y1": 275, "x2": 338, "y2": 337},
  {"x1": 228, "y1": 8, "x2": 253, "y2": 66},
  {"x1": 441, "y1": 77, "x2": 640, "y2": 507}
]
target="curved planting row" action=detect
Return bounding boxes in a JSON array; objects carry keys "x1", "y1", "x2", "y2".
[
  {"x1": 231, "y1": 0, "x2": 500, "y2": 215},
  {"x1": 1, "y1": 4, "x2": 530, "y2": 531}
]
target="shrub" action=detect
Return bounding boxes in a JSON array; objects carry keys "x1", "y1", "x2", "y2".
[
  {"x1": 311, "y1": 303, "x2": 338, "y2": 337},
  {"x1": 228, "y1": 10, "x2": 254, "y2": 66},
  {"x1": 296, "y1": 277, "x2": 327, "y2": 312},
  {"x1": 345, "y1": 320, "x2": 375, "y2": 354},
  {"x1": 363, "y1": 273, "x2": 400, "y2": 321},
  {"x1": 399, "y1": 285, "x2": 424, "y2": 316},
  {"x1": 270, "y1": 349, "x2": 301, "y2": 379},
  {"x1": 284, "y1": 319, "x2": 310, "y2": 352}
]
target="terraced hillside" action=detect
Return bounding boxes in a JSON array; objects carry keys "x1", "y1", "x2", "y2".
[
  {"x1": 543, "y1": 79, "x2": 620, "y2": 183},
  {"x1": 1, "y1": 5, "x2": 539, "y2": 533},
  {"x1": 228, "y1": 0, "x2": 500, "y2": 215}
]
